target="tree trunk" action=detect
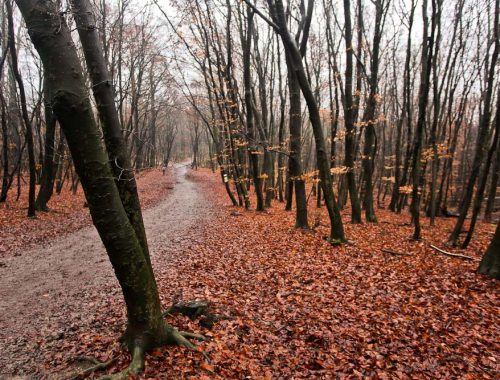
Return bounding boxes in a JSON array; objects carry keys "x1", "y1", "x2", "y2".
[
  {"x1": 70, "y1": 0, "x2": 152, "y2": 266},
  {"x1": 484, "y1": 138, "x2": 500, "y2": 222},
  {"x1": 269, "y1": 0, "x2": 345, "y2": 242},
  {"x1": 462, "y1": 87, "x2": 500, "y2": 247},
  {"x1": 36, "y1": 78, "x2": 57, "y2": 211},
  {"x1": 7, "y1": 0, "x2": 36, "y2": 218},
  {"x1": 243, "y1": 8, "x2": 264, "y2": 211},
  {"x1": 287, "y1": 63, "x2": 309, "y2": 227},
  {"x1": 361, "y1": 0, "x2": 387, "y2": 223},
  {"x1": 411, "y1": 0, "x2": 435, "y2": 240},
  {"x1": 448, "y1": 0, "x2": 499, "y2": 245},
  {"x1": 17, "y1": 0, "x2": 202, "y2": 375},
  {"x1": 478, "y1": 220, "x2": 500, "y2": 280},
  {"x1": 342, "y1": 0, "x2": 362, "y2": 223}
]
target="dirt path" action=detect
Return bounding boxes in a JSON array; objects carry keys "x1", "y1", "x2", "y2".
[{"x1": 0, "y1": 163, "x2": 215, "y2": 378}]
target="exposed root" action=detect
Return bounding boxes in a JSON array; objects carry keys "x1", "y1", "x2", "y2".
[
  {"x1": 161, "y1": 306, "x2": 173, "y2": 318},
  {"x1": 96, "y1": 325, "x2": 209, "y2": 379},
  {"x1": 163, "y1": 299, "x2": 210, "y2": 319},
  {"x1": 99, "y1": 346, "x2": 144, "y2": 380},
  {"x1": 170, "y1": 328, "x2": 211, "y2": 362},
  {"x1": 179, "y1": 331, "x2": 209, "y2": 341},
  {"x1": 71, "y1": 355, "x2": 116, "y2": 379}
]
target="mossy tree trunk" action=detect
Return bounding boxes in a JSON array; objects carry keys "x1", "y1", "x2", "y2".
[
  {"x1": 478, "y1": 220, "x2": 500, "y2": 280},
  {"x1": 69, "y1": 0, "x2": 151, "y2": 267},
  {"x1": 15, "y1": 0, "x2": 201, "y2": 376}
]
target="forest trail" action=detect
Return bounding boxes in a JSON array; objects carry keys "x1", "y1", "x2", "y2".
[{"x1": 0, "y1": 163, "x2": 215, "y2": 377}]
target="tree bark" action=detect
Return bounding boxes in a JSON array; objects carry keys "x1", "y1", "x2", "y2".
[
  {"x1": 267, "y1": 0, "x2": 345, "y2": 242},
  {"x1": 16, "y1": 1, "x2": 201, "y2": 375},
  {"x1": 342, "y1": 0, "x2": 362, "y2": 223},
  {"x1": 411, "y1": 0, "x2": 435, "y2": 240},
  {"x1": 478, "y1": 220, "x2": 500, "y2": 280},
  {"x1": 35, "y1": 77, "x2": 57, "y2": 211},
  {"x1": 243, "y1": 8, "x2": 264, "y2": 211},
  {"x1": 70, "y1": 0, "x2": 152, "y2": 266}
]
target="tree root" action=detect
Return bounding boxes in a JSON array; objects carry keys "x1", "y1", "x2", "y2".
[
  {"x1": 170, "y1": 328, "x2": 211, "y2": 362},
  {"x1": 71, "y1": 355, "x2": 117, "y2": 379},
  {"x1": 94, "y1": 325, "x2": 209, "y2": 379},
  {"x1": 163, "y1": 298, "x2": 233, "y2": 330},
  {"x1": 99, "y1": 346, "x2": 144, "y2": 380},
  {"x1": 162, "y1": 299, "x2": 210, "y2": 319},
  {"x1": 179, "y1": 330, "x2": 209, "y2": 341}
]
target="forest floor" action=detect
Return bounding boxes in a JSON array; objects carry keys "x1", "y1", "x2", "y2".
[{"x1": 0, "y1": 166, "x2": 499, "y2": 379}]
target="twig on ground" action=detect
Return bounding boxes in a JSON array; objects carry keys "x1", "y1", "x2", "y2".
[{"x1": 430, "y1": 244, "x2": 476, "y2": 261}]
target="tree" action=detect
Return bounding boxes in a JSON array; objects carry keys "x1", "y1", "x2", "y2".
[
  {"x1": 243, "y1": 7, "x2": 264, "y2": 211},
  {"x1": 410, "y1": 0, "x2": 436, "y2": 240},
  {"x1": 448, "y1": 0, "x2": 499, "y2": 246},
  {"x1": 6, "y1": 0, "x2": 36, "y2": 217},
  {"x1": 15, "y1": 0, "x2": 204, "y2": 377},
  {"x1": 35, "y1": 78, "x2": 57, "y2": 211},
  {"x1": 478, "y1": 220, "x2": 500, "y2": 279},
  {"x1": 339, "y1": 0, "x2": 363, "y2": 223},
  {"x1": 246, "y1": 0, "x2": 346, "y2": 242},
  {"x1": 388, "y1": 0, "x2": 416, "y2": 213},
  {"x1": 360, "y1": 0, "x2": 390, "y2": 223}
]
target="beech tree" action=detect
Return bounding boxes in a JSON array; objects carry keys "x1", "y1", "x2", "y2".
[
  {"x1": 246, "y1": 0, "x2": 346, "y2": 242},
  {"x1": 479, "y1": 220, "x2": 500, "y2": 279},
  {"x1": 14, "y1": 0, "x2": 205, "y2": 377}
]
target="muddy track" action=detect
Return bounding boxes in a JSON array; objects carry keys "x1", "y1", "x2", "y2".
[{"x1": 0, "y1": 164, "x2": 215, "y2": 378}]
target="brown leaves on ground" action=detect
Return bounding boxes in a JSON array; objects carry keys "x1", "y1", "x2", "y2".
[
  {"x1": 0, "y1": 168, "x2": 173, "y2": 256},
  {"x1": 3, "y1": 168, "x2": 499, "y2": 378},
  {"x1": 82, "y1": 170, "x2": 498, "y2": 379},
  {"x1": 141, "y1": 170, "x2": 498, "y2": 379}
]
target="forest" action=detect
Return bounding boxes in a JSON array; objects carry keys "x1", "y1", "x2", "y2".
[{"x1": 0, "y1": 0, "x2": 499, "y2": 378}]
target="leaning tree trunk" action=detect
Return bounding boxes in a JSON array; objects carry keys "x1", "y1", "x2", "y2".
[
  {"x1": 478, "y1": 220, "x2": 500, "y2": 280},
  {"x1": 70, "y1": 0, "x2": 152, "y2": 267},
  {"x1": 448, "y1": 0, "x2": 499, "y2": 245},
  {"x1": 16, "y1": 0, "x2": 204, "y2": 376},
  {"x1": 270, "y1": 0, "x2": 345, "y2": 242},
  {"x1": 461, "y1": 87, "x2": 500, "y2": 248}
]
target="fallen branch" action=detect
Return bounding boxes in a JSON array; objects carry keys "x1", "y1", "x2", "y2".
[
  {"x1": 430, "y1": 244, "x2": 476, "y2": 261},
  {"x1": 381, "y1": 248, "x2": 412, "y2": 257}
]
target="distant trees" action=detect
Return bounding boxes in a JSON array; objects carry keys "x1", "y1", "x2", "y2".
[
  {"x1": 1, "y1": 0, "x2": 499, "y2": 252},
  {"x1": 6, "y1": 0, "x2": 36, "y2": 217},
  {"x1": 0, "y1": 0, "x2": 185, "y2": 209},
  {"x1": 448, "y1": 0, "x2": 499, "y2": 246}
]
